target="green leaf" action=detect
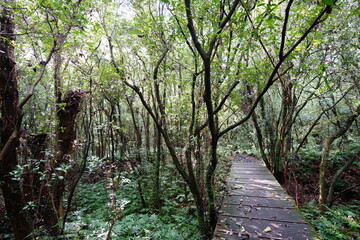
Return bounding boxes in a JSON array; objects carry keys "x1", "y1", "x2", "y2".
[
  {"x1": 323, "y1": 0, "x2": 334, "y2": 6},
  {"x1": 159, "y1": 0, "x2": 170, "y2": 3}
]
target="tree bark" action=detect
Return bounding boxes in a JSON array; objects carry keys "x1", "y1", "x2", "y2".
[
  {"x1": 318, "y1": 105, "x2": 360, "y2": 211},
  {"x1": 295, "y1": 87, "x2": 352, "y2": 155},
  {"x1": 0, "y1": 2, "x2": 34, "y2": 238},
  {"x1": 50, "y1": 90, "x2": 87, "y2": 232},
  {"x1": 327, "y1": 148, "x2": 360, "y2": 206},
  {"x1": 126, "y1": 97, "x2": 147, "y2": 208},
  {"x1": 247, "y1": 86, "x2": 271, "y2": 169}
]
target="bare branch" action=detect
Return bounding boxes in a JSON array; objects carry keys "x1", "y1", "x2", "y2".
[
  {"x1": 184, "y1": 0, "x2": 207, "y2": 58},
  {"x1": 279, "y1": 0, "x2": 294, "y2": 60},
  {"x1": 214, "y1": 80, "x2": 240, "y2": 114},
  {"x1": 295, "y1": 85, "x2": 354, "y2": 154},
  {"x1": 282, "y1": 2, "x2": 337, "y2": 61},
  {"x1": 208, "y1": 0, "x2": 240, "y2": 53},
  {"x1": 17, "y1": 46, "x2": 55, "y2": 109}
]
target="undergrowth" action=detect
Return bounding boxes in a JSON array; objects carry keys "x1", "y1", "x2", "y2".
[
  {"x1": 302, "y1": 201, "x2": 360, "y2": 240},
  {"x1": 62, "y1": 174, "x2": 200, "y2": 239}
]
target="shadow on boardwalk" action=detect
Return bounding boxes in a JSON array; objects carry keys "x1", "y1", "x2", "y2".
[{"x1": 213, "y1": 154, "x2": 317, "y2": 240}]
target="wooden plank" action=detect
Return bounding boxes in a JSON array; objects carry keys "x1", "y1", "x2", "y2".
[
  {"x1": 213, "y1": 157, "x2": 317, "y2": 240},
  {"x1": 223, "y1": 195, "x2": 295, "y2": 209},
  {"x1": 222, "y1": 203, "x2": 296, "y2": 210}
]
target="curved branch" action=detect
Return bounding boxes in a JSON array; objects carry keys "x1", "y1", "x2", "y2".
[
  {"x1": 184, "y1": 0, "x2": 207, "y2": 58},
  {"x1": 208, "y1": 0, "x2": 240, "y2": 53},
  {"x1": 279, "y1": 0, "x2": 294, "y2": 60},
  {"x1": 219, "y1": 2, "x2": 336, "y2": 138},
  {"x1": 219, "y1": 64, "x2": 293, "y2": 138},
  {"x1": 214, "y1": 80, "x2": 240, "y2": 114},
  {"x1": 104, "y1": 26, "x2": 193, "y2": 185},
  {"x1": 184, "y1": 0, "x2": 240, "y2": 57},
  {"x1": 295, "y1": 85, "x2": 354, "y2": 154},
  {"x1": 282, "y1": 2, "x2": 336, "y2": 61}
]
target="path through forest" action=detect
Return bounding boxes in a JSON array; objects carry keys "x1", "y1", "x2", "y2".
[{"x1": 213, "y1": 154, "x2": 316, "y2": 240}]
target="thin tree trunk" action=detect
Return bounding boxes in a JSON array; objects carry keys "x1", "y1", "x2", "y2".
[
  {"x1": 295, "y1": 87, "x2": 353, "y2": 155},
  {"x1": 107, "y1": 21, "x2": 209, "y2": 238},
  {"x1": 61, "y1": 78, "x2": 94, "y2": 234},
  {"x1": 327, "y1": 148, "x2": 360, "y2": 207},
  {"x1": 319, "y1": 106, "x2": 359, "y2": 211},
  {"x1": 195, "y1": 135, "x2": 204, "y2": 198},
  {"x1": 145, "y1": 111, "x2": 151, "y2": 161},
  {"x1": 110, "y1": 103, "x2": 116, "y2": 162},
  {"x1": 153, "y1": 127, "x2": 161, "y2": 209},
  {"x1": 247, "y1": 86, "x2": 271, "y2": 169},
  {"x1": 98, "y1": 107, "x2": 105, "y2": 158},
  {"x1": 42, "y1": 50, "x2": 63, "y2": 236},
  {"x1": 126, "y1": 97, "x2": 147, "y2": 208},
  {"x1": 252, "y1": 112, "x2": 271, "y2": 169}
]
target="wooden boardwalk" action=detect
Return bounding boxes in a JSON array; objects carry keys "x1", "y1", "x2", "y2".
[{"x1": 213, "y1": 155, "x2": 317, "y2": 240}]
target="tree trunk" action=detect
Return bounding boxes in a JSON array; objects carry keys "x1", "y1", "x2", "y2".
[
  {"x1": 23, "y1": 133, "x2": 55, "y2": 235},
  {"x1": 205, "y1": 137, "x2": 219, "y2": 232},
  {"x1": 110, "y1": 103, "x2": 116, "y2": 162},
  {"x1": 203, "y1": 56, "x2": 218, "y2": 234},
  {"x1": 153, "y1": 126, "x2": 161, "y2": 209},
  {"x1": 61, "y1": 78, "x2": 94, "y2": 234},
  {"x1": 51, "y1": 90, "x2": 87, "y2": 232},
  {"x1": 0, "y1": 3, "x2": 34, "y2": 238},
  {"x1": 252, "y1": 112, "x2": 271, "y2": 168},
  {"x1": 247, "y1": 86, "x2": 271, "y2": 169},
  {"x1": 195, "y1": 135, "x2": 205, "y2": 198},
  {"x1": 40, "y1": 50, "x2": 63, "y2": 236},
  {"x1": 318, "y1": 105, "x2": 359, "y2": 211},
  {"x1": 126, "y1": 97, "x2": 147, "y2": 208},
  {"x1": 326, "y1": 148, "x2": 360, "y2": 206}
]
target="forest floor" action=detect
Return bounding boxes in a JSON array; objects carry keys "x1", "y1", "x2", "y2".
[
  {"x1": 0, "y1": 152, "x2": 359, "y2": 239},
  {"x1": 0, "y1": 196, "x2": 12, "y2": 239},
  {"x1": 288, "y1": 159, "x2": 360, "y2": 208}
]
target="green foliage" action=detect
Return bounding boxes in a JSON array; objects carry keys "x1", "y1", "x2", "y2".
[
  {"x1": 72, "y1": 182, "x2": 109, "y2": 220},
  {"x1": 324, "y1": 139, "x2": 359, "y2": 170},
  {"x1": 62, "y1": 167, "x2": 199, "y2": 239},
  {"x1": 302, "y1": 201, "x2": 360, "y2": 240},
  {"x1": 2, "y1": 0, "x2": 359, "y2": 238},
  {"x1": 322, "y1": 0, "x2": 335, "y2": 6},
  {"x1": 114, "y1": 213, "x2": 199, "y2": 240},
  {"x1": 299, "y1": 147, "x2": 322, "y2": 162}
]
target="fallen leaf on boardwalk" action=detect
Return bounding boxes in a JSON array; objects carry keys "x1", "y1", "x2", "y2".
[
  {"x1": 263, "y1": 226, "x2": 272, "y2": 232},
  {"x1": 239, "y1": 226, "x2": 245, "y2": 232},
  {"x1": 225, "y1": 229, "x2": 233, "y2": 235},
  {"x1": 235, "y1": 221, "x2": 242, "y2": 226},
  {"x1": 243, "y1": 208, "x2": 252, "y2": 214}
]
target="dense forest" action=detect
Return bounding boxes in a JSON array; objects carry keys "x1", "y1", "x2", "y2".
[{"x1": 0, "y1": 0, "x2": 359, "y2": 239}]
